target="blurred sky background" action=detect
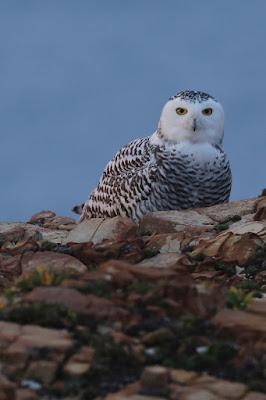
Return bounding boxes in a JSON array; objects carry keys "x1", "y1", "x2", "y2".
[{"x1": 1, "y1": 0, "x2": 266, "y2": 221}]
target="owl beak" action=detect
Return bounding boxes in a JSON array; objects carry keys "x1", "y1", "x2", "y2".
[{"x1": 192, "y1": 118, "x2": 197, "y2": 132}]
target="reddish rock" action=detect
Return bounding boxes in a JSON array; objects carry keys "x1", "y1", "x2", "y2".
[
  {"x1": 24, "y1": 360, "x2": 58, "y2": 385},
  {"x1": 0, "y1": 373, "x2": 16, "y2": 400},
  {"x1": 15, "y1": 388, "x2": 38, "y2": 400},
  {"x1": 212, "y1": 309, "x2": 266, "y2": 335},
  {"x1": 194, "y1": 376, "x2": 247, "y2": 399},
  {"x1": 17, "y1": 324, "x2": 72, "y2": 352},
  {"x1": 0, "y1": 321, "x2": 21, "y2": 346},
  {"x1": 244, "y1": 392, "x2": 266, "y2": 400},
  {"x1": 99, "y1": 260, "x2": 179, "y2": 281},
  {"x1": 0, "y1": 225, "x2": 25, "y2": 245},
  {"x1": 1, "y1": 239, "x2": 39, "y2": 256},
  {"x1": 140, "y1": 365, "x2": 170, "y2": 396},
  {"x1": 179, "y1": 388, "x2": 220, "y2": 400},
  {"x1": 247, "y1": 297, "x2": 266, "y2": 315},
  {"x1": 66, "y1": 216, "x2": 137, "y2": 245},
  {"x1": 29, "y1": 210, "x2": 56, "y2": 224},
  {"x1": 191, "y1": 231, "x2": 264, "y2": 265},
  {"x1": 170, "y1": 369, "x2": 198, "y2": 384},
  {"x1": 0, "y1": 255, "x2": 21, "y2": 286},
  {"x1": 21, "y1": 251, "x2": 87, "y2": 275},
  {"x1": 64, "y1": 346, "x2": 94, "y2": 376},
  {"x1": 25, "y1": 286, "x2": 127, "y2": 321},
  {"x1": 254, "y1": 196, "x2": 266, "y2": 221}
]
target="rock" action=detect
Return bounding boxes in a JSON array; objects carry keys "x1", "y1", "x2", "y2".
[
  {"x1": 25, "y1": 286, "x2": 90, "y2": 313},
  {"x1": 64, "y1": 346, "x2": 94, "y2": 376},
  {"x1": 29, "y1": 210, "x2": 56, "y2": 224},
  {"x1": 142, "y1": 328, "x2": 175, "y2": 345},
  {"x1": 0, "y1": 373, "x2": 16, "y2": 400},
  {"x1": 254, "y1": 196, "x2": 266, "y2": 221},
  {"x1": 15, "y1": 388, "x2": 38, "y2": 400},
  {"x1": 66, "y1": 217, "x2": 137, "y2": 245},
  {"x1": 0, "y1": 321, "x2": 21, "y2": 345},
  {"x1": 212, "y1": 309, "x2": 266, "y2": 335},
  {"x1": 3, "y1": 341, "x2": 29, "y2": 367},
  {"x1": 25, "y1": 286, "x2": 127, "y2": 321},
  {"x1": 195, "y1": 377, "x2": 247, "y2": 399},
  {"x1": 140, "y1": 365, "x2": 170, "y2": 396},
  {"x1": 0, "y1": 225, "x2": 25, "y2": 245},
  {"x1": 229, "y1": 221, "x2": 266, "y2": 235},
  {"x1": 106, "y1": 395, "x2": 167, "y2": 400},
  {"x1": 137, "y1": 253, "x2": 184, "y2": 269},
  {"x1": 196, "y1": 198, "x2": 257, "y2": 223},
  {"x1": 21, "y1": 251, "x2": 87, "y2": 275},
  {"x1": 170, "y1": 369, "x2": 198, "y2": 384},
  {"x1": 179, "y1": 388, "x2": 221, "y2": 400},
  {"x1": 16, "y1": 324, "x2": 72, "y2": 352},
  {"x1": 243, "y1": 392, "x2": 266, "y2": 400},
  {"x1": 99, "y1": 260, "x2": 179, "y2": 281},
  {"x1": 0, "y1": 222, "x2": 68, "y2": 244},
  {"x1": 24, "y1": 360, "x2": 58, "y2": 385},
  {"x1": 140, "y1": 210, "x2": 214, "y2": 235},
  {"x1": 0, "y1": 255, "x2": 21, "y2": 286},
  {"x1": 247, "y1": 297, "x2": 266, "y2": 315},
  {"x1": 190, "y1": 231, "x2": 264, "y2": 265},
  {"x1": 43, "y1": 216, "x2": 76, "y2": 230},
  {"x1": 144, "y1": 233, "x2": 183, "y2": 254}
]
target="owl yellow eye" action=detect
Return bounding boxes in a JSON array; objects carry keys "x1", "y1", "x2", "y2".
[
  {"x1": 202, "y1": 108, "x2": 213, "y2": 116},
  {"x1": 176, "y1": 107, "x2": 188, "y2": 115}
]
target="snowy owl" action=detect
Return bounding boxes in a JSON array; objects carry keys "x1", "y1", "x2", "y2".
[{"x1": 78, "y1": 90, "x2": 231, "y2": 222}]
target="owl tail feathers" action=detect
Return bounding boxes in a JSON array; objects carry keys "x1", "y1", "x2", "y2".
[{"x1": 71, "y1": 203, "x2": 84, "y2": 215}]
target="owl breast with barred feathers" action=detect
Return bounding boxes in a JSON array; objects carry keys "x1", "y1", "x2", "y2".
[{"x1": 79, "y1": 90, "x2": 231, "y2": 222}]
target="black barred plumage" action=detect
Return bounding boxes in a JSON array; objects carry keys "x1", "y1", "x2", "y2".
[{"x1": 79, "y1": 90, "x2": 232, "y2": 222}]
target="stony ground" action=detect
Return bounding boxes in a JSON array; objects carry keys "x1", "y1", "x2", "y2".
[{"x1": 0, "y1": 196, "x2": 266, "y2": 400}]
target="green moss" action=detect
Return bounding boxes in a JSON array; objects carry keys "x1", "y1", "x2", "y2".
[
  {"x1": 127, "y1": 280, "x2": 155, "y2": 295},
  {"x1": 189, "y1": 253, "x2": 205, "y2": 262},
  {"x1": 214, "y1": 222, "x2": 230, "y2": 232},
  {"x1": 245, "y1": 265, "x2": 260, "y2": 279},
  {"x1": 143, "y1": 247, "x2": 160, "y2": 258},
  {"x1": 237, "y1": 279, "x2": 260, "y2": 291},
  {"x1": 2, "y1": 302, "x2": 77, "y2": 328},
  {"x1": 215, "y1": 262, "x2": 236, "y2": 276},
  {"x1": 78, "y1": 280, "x2": 112, "y2": 298}
]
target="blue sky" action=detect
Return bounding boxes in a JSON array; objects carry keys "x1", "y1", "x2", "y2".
[{"x1": 1, "y1": 1, "x2": 266, "y2": 221}]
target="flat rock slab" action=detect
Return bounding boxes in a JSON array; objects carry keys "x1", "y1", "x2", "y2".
[
  {"x1": 190, "y1": 230, "x2": 264, "y2": 265},
  {"x1": 0, "y1": 321, "x2": 72, "y2": 352},
  {"x1": 0, "y1": 222, "x2": 68, "y2": 244},
  {"x1": 21, "y1": 251, "x2": 87, "y2": 275},
  {"x1": 140, "y1": 210, "x2": 214, "y2": 235},
  {"x1": 66, "y1": 216, "x2": 137, "y2": 244},
  {"x1": 196, "y1": 198, "x2": 257, "y2": 223},
  {"x1": 212, "y1": 308, "x2": 266, "y2": 335},
  {"x1": 25, "y1": 286, "x2": 127, "y2": 321},
  {"x1": 137, "y1": 253, "x2": 184, "y2": 269}
]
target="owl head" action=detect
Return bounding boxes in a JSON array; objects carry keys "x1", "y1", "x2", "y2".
[{"x1": 158, "y1": 90, "x2": 224, "y2": 145}]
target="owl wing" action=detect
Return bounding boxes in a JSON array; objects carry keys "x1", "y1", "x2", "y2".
[{"x1": 80, "y1": 137, "x2": 158, "y2": 221}]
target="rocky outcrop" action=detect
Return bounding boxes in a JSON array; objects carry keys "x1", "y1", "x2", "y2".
[{"x1": 0, "y1": 198, "x2": 266, "y2": 399}]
